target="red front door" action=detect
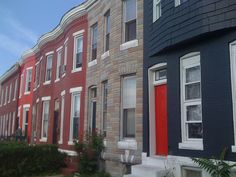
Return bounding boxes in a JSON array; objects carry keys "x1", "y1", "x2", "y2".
[{"x1": 155, "y1": 84, "x2": 168, "y2": 156}]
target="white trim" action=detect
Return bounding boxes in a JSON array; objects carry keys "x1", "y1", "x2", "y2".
[
  {"x1": 56, "y1": 46, "x2": 63, "y2": 52},
  {"x1": 153, "y1": 0, "x2": 162, "y2": 22},
  {"x1": 70, "y1": 87, "x2": 82, "y2": 93},
  {"x1": 117, "y1": 140, "x2": 137, "y2": 150},
  {"x1": 58, "y1": 148, "x2": 77, "y2": 156},
  {"x1": 71, "y1": 67, "x2": 82, "y2": 73},
  {"x1": 61, "y1": 73, "x2": 66, "y2": 78},
  {"x1": 120, "y1": 39, "x2": 138, "y2": 51},
  {"x1": 178, "y1": 142, "x2": 203, "y2": 151},
  {"x1": 61, "y1": 90, "x2": 66, "y2": 96},
  {"x1": 88, "y1": 59, "x2": 97, "y2": 67},
  {"x1": 41, "y1": 96, "x2": 51, "y2": 101},
  {"x1": 54, "y1": 79, "x2": 60, "y2": 83},
  {"x1": 64, "y1": 37, "x2": 69, "y2": 44},
  {"x1": 73, "y1": 29, "x2": 85, "y2": 36},
  {"x1": 101, "y1": 51, "x2": 110, "y2": 60},
  {"x1": 45, "y1": 51, "x2": 54, "y2": 56},
  {"x1": 26, "y1": 67, "x2": 33, "y2": 70},
  {"x1": 40, "y1": 56, "x2": 43, "y2": 61},
  {"x1": 39, "y1": 138, "x2": 47, "y2": 142},
  {"x1": 230, "y1": 41, "x2": 236, "y2": 151},
  {"x1": 24, "y1": 91, "x2": 30, "y2": 95},
  {"x1": 148, "y1": 62, "x2": 167, "y2": 156},
  {"x1": 23, "y1": 104, "x2": 30, "y2": 108},
  {"x1": 36, "y1": 98, "x2": 40, "y2": 103},
  {"x1": 43, "y1": 81, "x2": 51, "y2": 85}
]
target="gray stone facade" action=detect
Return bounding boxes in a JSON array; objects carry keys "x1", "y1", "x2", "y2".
[{"x1": 85, "y1": 0, "x2": 143, "y2": 176}]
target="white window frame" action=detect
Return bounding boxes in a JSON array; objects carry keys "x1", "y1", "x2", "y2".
[
  {"x1": 179, "y1": 52, "x2": 203, "y2": 150},
  {"x1": 175, "y1": 0, "x2": 188, "y2": 7},
  {"x1": 121, "y1": 75, "x2": 136, "y2": 139},
  {"x1": 62, "y1": 39, "x2": 68, "y2": 78},
  {"x1": 19, "y1": 74, "x2": 24, "y2": 98},
  {"x1": 5, "y1": 86, "x2": 8, "y2": 105},
  {"x1": 44, "y1": 54, "x2": 53, "y2": 84},
  {"x1": 153, "y1": 0, "x2": 161, "y2": 22},
  {"x1": 13, "y1": 79, "x2": 18, "y2": 101},
  {"x1": 8, "y1": 83, "x2": 12, "y2": 103},
  {"x1": 229, "y1": 41, "x2": 236, "y2": 152},
  {"x1": 68, "y1": 88, "x2": 82, "y2": 145},
  {"x1": 73, "y1": 33, "x2": 83, "y2": 72},
  {"x1": 25, "y1": 67, "x2": 33, "y2": 94},
  {"x1": 90, "y1": 23, "x2": 98, "y2": 62},
  {"x1": 59, "y1": 90, "x2": 65, "y2": 144},
  {"x1": 40, "y1": 98, "x2": 50, "y2": 142},
  {"x1": 34, "y1": 62, "x2": 40, "y2": 89},
  {"x1": 0, "y1": 88, "x2": 3, "y2": 106},
  {"x1": 123, "y1": 0, "x2": 137, "y2": 43}
]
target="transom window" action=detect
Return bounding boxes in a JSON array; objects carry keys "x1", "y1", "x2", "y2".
[
  {"x1": 155, "y1": 69, "x2": 167, "y2": 81},
  {"x1": 124, "y1": 0, "x2": 137, "y2": 42},
  {"x1": 180, "y1": 53, "x2": 203, "y2": 149}
]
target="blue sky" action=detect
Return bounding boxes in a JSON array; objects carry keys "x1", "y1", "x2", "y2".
[{"x1": 0, "y1": 0, "x2": 84, "y2": 76}]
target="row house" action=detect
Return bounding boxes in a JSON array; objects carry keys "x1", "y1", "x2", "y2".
[
  {"x1": 0, "y1": 0, "x2": 143, "y2": 176},
  {"x1": 123, "y1": 0, "x2": 236, "y2": 177},
  {"x1": 0, "y1": 64, "x2": 20, "y2": 139}
]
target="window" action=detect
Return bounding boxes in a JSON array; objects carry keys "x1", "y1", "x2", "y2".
[
  {"x1": 45, "y1": 55, "x2": 53, "y2": 82},
  {"x1": 124, "y1": 0, "x2": 137, "y2": 42},
  {"x1": 41, "y1": 100, "x2": 50, "y2": 139},
  {"x1": 175, "y1": 0, "x2": 188, "y2": 6},
  {"x1": 0, "y1": 88, "x2": 3, "y2": 106},
  {"x1": 74, "y1": 36, "x2": 83, "y2": 69},
  {"x1": 23, "y1": 107, "x2": 29, "y2": 137},
  {"x1": 59, "y1": 92, "x2": 65, "y2": 144},
  {"x1": 25, "y1": 68, "x2": 32, "y2": 93},
  {"x1": 69, "y1": 92, "x2": 80, "y2": 142},
  {"x1": 180, "y1": 53, "x2": 203, "y2": 149},
  {"x1": 19, "y1": 75, "x2": 23, "y2": 98},
  {"x1": 153, "y1": 0, "x2": 161, "y2": 22},
  {"x1": 13, "y1": 79, "x2": 17, "y2": 100},
  {"x1": 104, "y1": 10, "x2": 110, "y2": 52},
  {"x1": 56, "y1": 50, "x2": 62, "y2": 80},
  {"x1": 12, "y1": 112, "x2": 15, "y2": 134},
  {"x1": 102, "y1": 81, "x2": 108, "y2": 136},
  {"x1": 8, "y1": 83, "x2": 12, "y2": 103},
  {"x1": 8, "y1": 112, "x2": 11, "y2": 136},
  {"x1": 61, "y1": 43, "x2": 68, "y2": 76},
  {"x1": 5, "y1": 86, "x2": 8, "y2": 105},
  {"x1": 122, "y1": 75, "x2": 136, "y2": 138},
  {"x1": 91, "y1": 23, "x2": 98, "y2": 61},
  {"x1": 35, "y1": 62, "x2": 40, "y2": 88},
  {"x1": 155, "y1": 69, "x2": 167, "y2": 81},
  {"x1": 182, "y1": 166, "x2": 202, "y2": 177},
  {"x1": 89, "y1": 87, "x2": 97, "y2": 132}
]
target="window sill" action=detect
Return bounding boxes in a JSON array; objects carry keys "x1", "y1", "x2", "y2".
[
  {"x1": 58, "y1": 140, "x2": 63, "y2": 145},
  {"x1": 39, "y1": 138, "x2": 47, "y2": 142},
  {"x1": 61, "y1": 73, "x2": 66, "y2": 78},
  {"x1": 71, "y1": 67, "x2": 82, "y2": 73},
  {"x1": 24, "y1": 91, "x2": 30, "y2": 95},
  {"x1": 178, "y1": 142, "x2": 203, "y2": 151},
  {"x1": 118, "y1": 139, "x2": 137, "y2": 150},
  {"x1": 88, "y1": 59, "x2": 97, "y2": 67},
  {"x1": 43, "y1": 81, "x2": 51, "y2": 85},
  {"x1": 54, "y1": 79, "x2": 60, "y2": 83},
  {"x1": 101, "y1": 51, "x2": 110, "y2": 60},
  {"x1": 120, "y1": 39, "x2": 138, "y2": 51},
  {"x1": 68, "y1": 141, "x2": 75, "y2": 146}
]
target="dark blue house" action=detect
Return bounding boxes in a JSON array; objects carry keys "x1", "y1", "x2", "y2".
[{"x1": 125, "y1": 0, "x2": 236, "y2": 177}]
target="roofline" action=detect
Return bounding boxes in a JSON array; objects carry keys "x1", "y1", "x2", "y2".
[
  {"x1": 0, "y1": 63, "x2": 20, "y2": 83},
  {"x1": 20, "y1": 0, "x2": 97, "y2": 62}
]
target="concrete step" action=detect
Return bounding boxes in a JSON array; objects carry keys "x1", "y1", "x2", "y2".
[
  {"x1": 132, "y1": 164, "x2": 165, "y2": 177},
  {"x1": 142, "y1": 156, "x2": 168, "y2": 168},
  {"x1": 123, "y1": 174, "x2": 142, "y2": 177}
]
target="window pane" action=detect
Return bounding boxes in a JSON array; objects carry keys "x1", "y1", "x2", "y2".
[
  {"x1": 76, "y1": 53, "x2": 82, "y2": 68},
  {"x1": 185, "y1": 83, "x2": 201, "y2": 100},
  {"x1": 123, "y1": 108, "x2": 135, "y2": 137},
  {"x1": 186, "y1": 66, "x2": 200, "y2": 83},
  {"x1": 125, "y1": 20, "x2": 136, "y2": 42},
  {"x1": 188, "y1": 123, "x2": 202, "y2": 139},
  {"x1": 187, "y1": 105, "x2": 202, "y2": 121},
  {"x1": 73, "y1": 117, "x2": 79, "y2": 139},
  {"x1": 155, "y1": 69, "x2": 167, "y2": 81},
  {"x1": 125, "y1": 0, "x2": 136, "y2": 22},
  {"x1": 123, "y1": 76, "x2": 136, "y2": 108},
  {"x1": 74, "y1": 94, "x2": 80, "y2": 117}
]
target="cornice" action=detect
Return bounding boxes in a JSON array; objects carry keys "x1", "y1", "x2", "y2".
[
  {"x1": 0, "y1": 63, "x2": 20, "y2": 83},
  {"x1": 20, "y1": 0, "x2": 97, "y2": 62}
]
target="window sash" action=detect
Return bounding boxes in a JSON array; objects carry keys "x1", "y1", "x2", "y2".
[
  {"x1": 125, "y1": 20, "x2": 136, "y2": 42},
  {"x1": 75, "y1": 36, "x2": 83, "y2": 69},
  {"x1": 124, "y1": 0, "x2": 137, "y2": 22},
  {"x1": 56, "y1": 50, "x2": 62, "y2": 79},
  {"x1": 45, "y1": 55, "x2": 52, "y2": 81},
  {"x1": 104, "y1": 11, "x2": 110, "y2": 52},
  {"x1": 102, "y1": 81, "x2": 108, "y2": 135},
  {"x1": 91, "y1": 24, "x2": 98, "y2": 60},
  {"x1": 41, "y1": 101, "x2": 49, "y2": 138}
]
